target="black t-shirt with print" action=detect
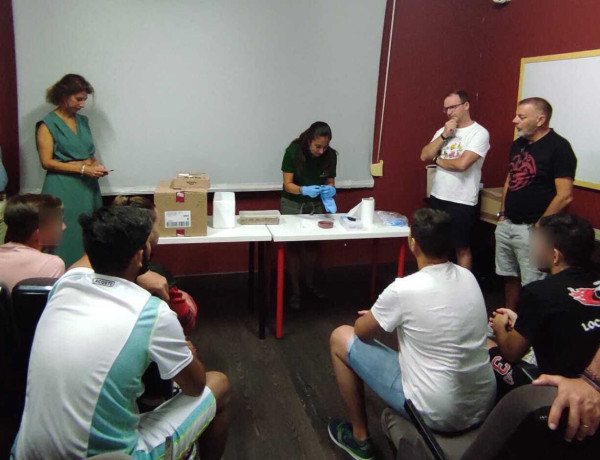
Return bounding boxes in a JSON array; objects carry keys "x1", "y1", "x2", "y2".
[
  {"x1": 505, "y1": 130, "x2": 577, "y2": 224},
  {"x1": 514, "y1": 267, "x2": 600, "y2": 377}
]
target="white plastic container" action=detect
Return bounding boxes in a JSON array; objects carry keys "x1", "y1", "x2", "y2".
[{"x1": 213, "y1": 192, "x2": 236, "y2": 228}]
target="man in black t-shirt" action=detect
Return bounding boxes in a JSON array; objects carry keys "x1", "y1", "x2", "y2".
[
  {"x1": 495, "y1": 97, "x2": 577, "y2": 311},
  {"x1": 490, "y1": 214, "x2": 599, "y2": 395}
]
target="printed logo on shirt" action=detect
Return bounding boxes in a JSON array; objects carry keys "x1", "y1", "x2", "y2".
[
  {"x1": 581, "y1": 319, "x2": 600, "y2": 333},
  {"x1": 508, "y1": 150, "x2": 537, "y2": 191},
  {"x1": 568, "y1": 282, "x2": 600, "y2": 307},
  {"x1": 491, "y1": 356, "x2": 515, "y2": 385},
  {"x1": 93, "y1": 277, "x2": 115, "y2": 288},
  {"x1": 440, "y1": 138, "x2": 464, "y2": 159},
  {"x1": 320, "y1": 170, "x2": 330, "y2": 178}
]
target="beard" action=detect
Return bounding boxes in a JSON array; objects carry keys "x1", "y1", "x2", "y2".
[{"x1": 517, "y1": 127, "x2": 535, "y2": 139}]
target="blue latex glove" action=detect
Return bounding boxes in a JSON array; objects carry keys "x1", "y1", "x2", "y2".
[
  {"x1": 301, "y1": 185, "x2": 321, "y2": 198},
  {"x1": 322, "y1": 196, "x2": 337, "y2": 213},
  {"x1": 320, "y1": 185, "x2": 336, "y2": 199}
]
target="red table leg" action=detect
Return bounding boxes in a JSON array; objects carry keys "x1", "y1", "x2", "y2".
[
  {"x1": 397, "y1": 239, "x2": 407, "y2": 278},
  {"x1": 276, "y1": 243, "x2": 285, "y2": 339}
]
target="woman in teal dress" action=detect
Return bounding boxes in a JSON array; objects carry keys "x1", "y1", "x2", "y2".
[{"x1": 36, "y1": 74, "x2": 109, "y2": 267}]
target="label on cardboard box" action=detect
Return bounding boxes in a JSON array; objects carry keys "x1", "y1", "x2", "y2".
[{"x1": 165, "y1": 211, "x2": 192, "y2": 228}]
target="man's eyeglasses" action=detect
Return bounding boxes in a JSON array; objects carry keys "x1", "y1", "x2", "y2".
[{"x1": 442, "y1": 103, "x2": 464, "y2": 114}]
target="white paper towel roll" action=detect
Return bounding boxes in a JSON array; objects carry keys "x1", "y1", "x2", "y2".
[{"x1": 361, "y1": 197, "x2": 375, "y2": 227}]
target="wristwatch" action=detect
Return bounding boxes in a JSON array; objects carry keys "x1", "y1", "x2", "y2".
[
  {"x1": 497, "y1": 212, "x2": 505, "y2": 218},
  {"x1": 440, "y1": 133, "x2": 448, "y2": 141}
]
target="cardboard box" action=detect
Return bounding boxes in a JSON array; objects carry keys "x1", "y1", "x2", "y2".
[
  {"x1": 170, "y1": 173, "x2": 210, "y2": 190},
  {"x1": 154, "y1": 181, "x2": 207, "y2": 237},
  {"x1": 480, "y1": 187, "x2": 503, "y2": 224}
]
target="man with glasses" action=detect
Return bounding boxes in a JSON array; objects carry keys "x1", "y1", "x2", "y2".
[
  {"x1": 421, "y1": 90, "x2": 490, "y2": 270},
  {"x1": 495, "y1": 97, "x2": 576, "y2": 311}
]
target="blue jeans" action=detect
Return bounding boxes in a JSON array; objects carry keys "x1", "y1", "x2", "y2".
[{"x1": 347, "y1": 335, "x2": 409, "y2": 418}]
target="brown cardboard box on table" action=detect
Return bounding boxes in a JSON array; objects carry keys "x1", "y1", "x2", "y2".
[{"x1": 154, "y1": 180, "x2": 207, "y2": 237}]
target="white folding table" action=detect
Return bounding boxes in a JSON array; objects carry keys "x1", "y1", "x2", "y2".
[{"x1": 267, "y1": 214, "x2": 410, "y2": 338}]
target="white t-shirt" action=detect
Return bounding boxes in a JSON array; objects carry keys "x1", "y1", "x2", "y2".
[
  {"x1": 371, "y1": 262, "x2": 496, "y2": 432},
  {"x1": 430, "y1": 122, "x2": 490, "y2": 206},
  {"x1": 14, "y1": 269, "x2": 193, "y2": 459}
]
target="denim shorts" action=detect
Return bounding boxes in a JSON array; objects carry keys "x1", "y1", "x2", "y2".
[
  {"x1": 494, "y1": 219, "x2": 546, "y2": 286},
  {"x1": 347, "y1": 335, "x2": 408, "y2": 418}
]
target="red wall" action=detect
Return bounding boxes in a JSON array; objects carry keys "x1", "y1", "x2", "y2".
[
  {"x1": 476, "y1": 0, "x2": 600, "y2": 228},
  {"x1": 3, "y1": 0, "x2": 599, "y2": 275},
  {"x1": 0, "y1": 0, "x2": 19, "y2": 195}
]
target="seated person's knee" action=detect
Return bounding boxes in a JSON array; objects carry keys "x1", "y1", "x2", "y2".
[
  {"x1": 205, "y1": 371, "x2": 231, "y2": 408},
  {"x1": 330, "y1": 325, "x2": 355, "y2": 352}
]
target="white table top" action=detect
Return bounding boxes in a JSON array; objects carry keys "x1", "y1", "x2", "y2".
[
  {"x1": 158, "y1": 217, "x2": 272, "y2": 245},
  {"x1": 267, "y1": 214, "x2": 410, "y2": 242}
]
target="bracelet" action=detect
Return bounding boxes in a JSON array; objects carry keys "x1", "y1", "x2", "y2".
[
  {"x1": 433, "y1": 155, "x2": 439, "y2": 165},
  {"x1": 81, "y1": 165, "x2": 86, "y2": 176},
  {"x1": 580, "y1": 371, "x2": 600, "y2": 393},
  {"x1": 440, "y1": 134, "x2": 448, "y2": 141}
]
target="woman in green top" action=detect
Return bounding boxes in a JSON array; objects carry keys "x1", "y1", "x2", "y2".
[
  {"x1": 36, "y1": 74, "x2": 109, "y2": 267},
  {"x1": 281, "y1": 121, "x2": 337, "y2": 310}
]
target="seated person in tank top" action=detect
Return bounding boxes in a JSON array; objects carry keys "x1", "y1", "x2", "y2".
[{"x1": 0, "y1": 194, "x2": 65, "y2": 291}]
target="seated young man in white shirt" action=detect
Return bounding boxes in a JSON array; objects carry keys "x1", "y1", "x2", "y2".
[
  {"x1": 12, "y1": 206, "x2": 230, "y2": 460},
  {"x1": 0, "y1": 194, "x2": 65, "y2": 291},
  {"x1": 328, "y1": 208, "x2": 496, "y2": 460}
]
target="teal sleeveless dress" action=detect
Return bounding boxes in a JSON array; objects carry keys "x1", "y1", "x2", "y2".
[{"x1": 39, "y1": 112, "x2": 102, "y2": 267}]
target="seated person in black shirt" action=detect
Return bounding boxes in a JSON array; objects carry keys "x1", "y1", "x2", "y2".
[{"x1": 490, "y1": 214, "x2": 599, "y2": 396}]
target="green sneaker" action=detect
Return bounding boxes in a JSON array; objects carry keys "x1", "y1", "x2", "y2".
[{"x1": 328, "y1": 419, "x2": 375, "y2": 460}]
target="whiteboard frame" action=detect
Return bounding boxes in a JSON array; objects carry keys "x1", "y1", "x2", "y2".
[{"x1": 517, "y1": 48, "x2": 600, "y2": 191}]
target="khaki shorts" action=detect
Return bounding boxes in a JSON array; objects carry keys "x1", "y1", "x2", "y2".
[{"x1": 494, "y1": 219, "x2": 546, "y2": 286}]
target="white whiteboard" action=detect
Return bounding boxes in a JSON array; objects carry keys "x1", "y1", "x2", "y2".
[
  {"x1": 13, "y1": 0, "x2": 386, "y2": 194},
  {"x1": 519, "y1": 50, "x2": 600, "y2": 190}
]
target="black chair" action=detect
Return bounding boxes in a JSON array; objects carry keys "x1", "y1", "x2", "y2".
[
  {"x1": 11, "y1": 277, "x2": 57, "y2": 355},
  {"x1": 382, "y1": 384, "x2": 600, "y2": 459},
  {"x1": 0, "y1": 280, "x2": 19, "y2": 354},
  {"x1": 0, "y1": 280, "x2": 22, "y2": 457}
]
